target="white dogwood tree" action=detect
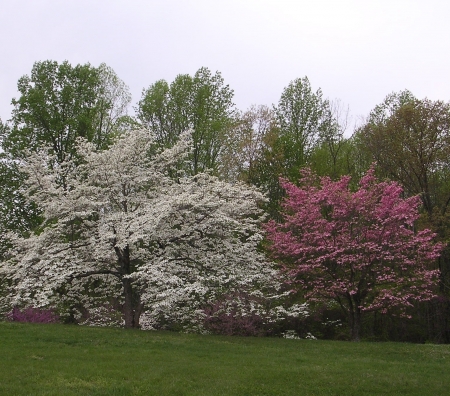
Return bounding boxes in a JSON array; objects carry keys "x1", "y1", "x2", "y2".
[{"x1": 3, "y1": 129, "x2": 279, "y2": 328}]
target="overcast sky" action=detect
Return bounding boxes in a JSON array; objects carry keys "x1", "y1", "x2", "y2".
[{"x1": 1, "y1": 0, "x2": 449, "y2": 132}]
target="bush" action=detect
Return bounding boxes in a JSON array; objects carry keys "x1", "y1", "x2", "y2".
[
  {"x1": 202, "y1": 291, "x2": 309, "y2": 337},
  {"x1": 202, "y1": 293, "x2": 268, "y2": 336},
  {"x1": 7, "y1": 307, "x2": 59, "y2": 324}
]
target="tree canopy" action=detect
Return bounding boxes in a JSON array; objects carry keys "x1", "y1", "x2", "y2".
[
  {"x1": 358, "y1": 92, "x2": 450, "y2": 218},
  {"x1": 3, "y1": 60, "x2": 131, "y2": 164},
  {"x1": 136, "y1": 67, "x2": 235, "y2": 175}
]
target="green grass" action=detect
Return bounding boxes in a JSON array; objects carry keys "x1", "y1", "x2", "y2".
[{"x1": 1, "y1": 322, "x2": 449, "y2": 395}]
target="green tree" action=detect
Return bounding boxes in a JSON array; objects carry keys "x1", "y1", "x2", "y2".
[
  {"x1": 274, "y1": 76, "x2": 332, "y2": 180},
  {"x1": 358, "y1": 92, "x2": 450, "y2": 301},
  {"x1": 244, "y1": 78, "x2": 338, "y2": 218},
  {"x1": 220, "y1": 105, "x2": 275, "y2": 182},
  {"x1": 0, "y1": 158, "x2": 40, "y2": 233},
  {"x1": 309, "y1": 99, "x2": 353, "y2": 180},
  {"x1": 3, "y1": 60, "x2": 131, "y2": 165},
  {"x1": 136, "y1": 67, "x2": 235, "y2": 175},
  {"x1": 1, "y1": 120, "x2": 39, "y2": 236},
  {"x1": 357, "y1": 92, "x2": 450, "y2": 218}
]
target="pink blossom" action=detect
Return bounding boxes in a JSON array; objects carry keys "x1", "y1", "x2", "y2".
[{"x1": 265, "y1": 165, "x2": 443, "y2": 340}]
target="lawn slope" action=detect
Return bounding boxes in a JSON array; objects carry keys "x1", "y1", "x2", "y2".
[{"x1": 1, "y1": 322, "x2": 449, "y2": 395}]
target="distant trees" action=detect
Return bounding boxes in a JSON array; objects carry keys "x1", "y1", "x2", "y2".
[
  {"x1": 357, "y1": 91, "x2": 450, "y2": 219},
  {"x1": 308, "y1": 99, "x2": 355, "y2": 180},
  {"x1": 239, "y1": 78, "x2": 348, "y2": 218},
  {"x1": 266, "y1": 167, "x2": 442, "y2": 341},
  {"x1": 3, "y1": 60, "x2": 131, "y2": 164},
  {"x1": 136, "y1": 67, "x2": 235, "y2": 175},
  {"x1": 274, "y1": 77, "x2": 333, "y2": 179},
  {"x1": 219, "y1": 105, "x2": 276, "y2": 182}
]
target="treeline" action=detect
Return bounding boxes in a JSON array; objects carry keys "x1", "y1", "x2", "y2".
[{"x1": 1, "y1": 60, "x2": 449, "y2": 342}]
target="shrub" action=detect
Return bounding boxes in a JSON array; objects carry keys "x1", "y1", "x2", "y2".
[
  {"x1": 202, "y1": 291, "x2": 309, "y2": 337},
  {"x1": 7, "y1": 307, "x2": 59, "y2": 324},
  {"x1": 202, "y1": 293, "x2": 267, "y2": 336}
]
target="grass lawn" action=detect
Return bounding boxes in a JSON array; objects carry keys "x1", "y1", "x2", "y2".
[{"x1": 0, "y1": 322, "x2": 449, "y2": 395}]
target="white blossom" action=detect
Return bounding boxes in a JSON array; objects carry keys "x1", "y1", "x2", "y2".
[{"x1": 3, "y1": 129, "x2": 279, "y2": 329}]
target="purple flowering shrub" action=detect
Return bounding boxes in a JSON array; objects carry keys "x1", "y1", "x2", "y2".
[
  {"x1": 7, "y1": 307, "x2": 59, "y2": 324},
  {"x1": 202, "y1": 291, "x2": 270, "y2": 336}
]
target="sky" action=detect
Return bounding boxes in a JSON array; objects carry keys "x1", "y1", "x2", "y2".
[{"x1": 1, "y1": 0, "x2": 449, "y2": 133}]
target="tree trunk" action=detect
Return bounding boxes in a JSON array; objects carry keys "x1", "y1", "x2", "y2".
[
  {"x1": 350, "y1": 308, "x2": 362, "y2": 341},
  {"x1": 123, "y1": 277, "x2": 135, "y2": 328},
  {"x1": 116, "y1": 244, "x2": 141, "y2": 328}
]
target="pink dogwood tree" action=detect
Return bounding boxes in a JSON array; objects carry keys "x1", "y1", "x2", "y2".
[{"x1": 265, "y1": 167, "x2": 442, "y2": 340}]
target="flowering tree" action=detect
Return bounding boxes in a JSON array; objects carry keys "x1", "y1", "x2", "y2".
[
  {"x1": 3, "y1": 129, "x2": 276, "y2": 329},
  {"x1": 265, "y1": 167, "x2": 442, "y2": 340}
]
